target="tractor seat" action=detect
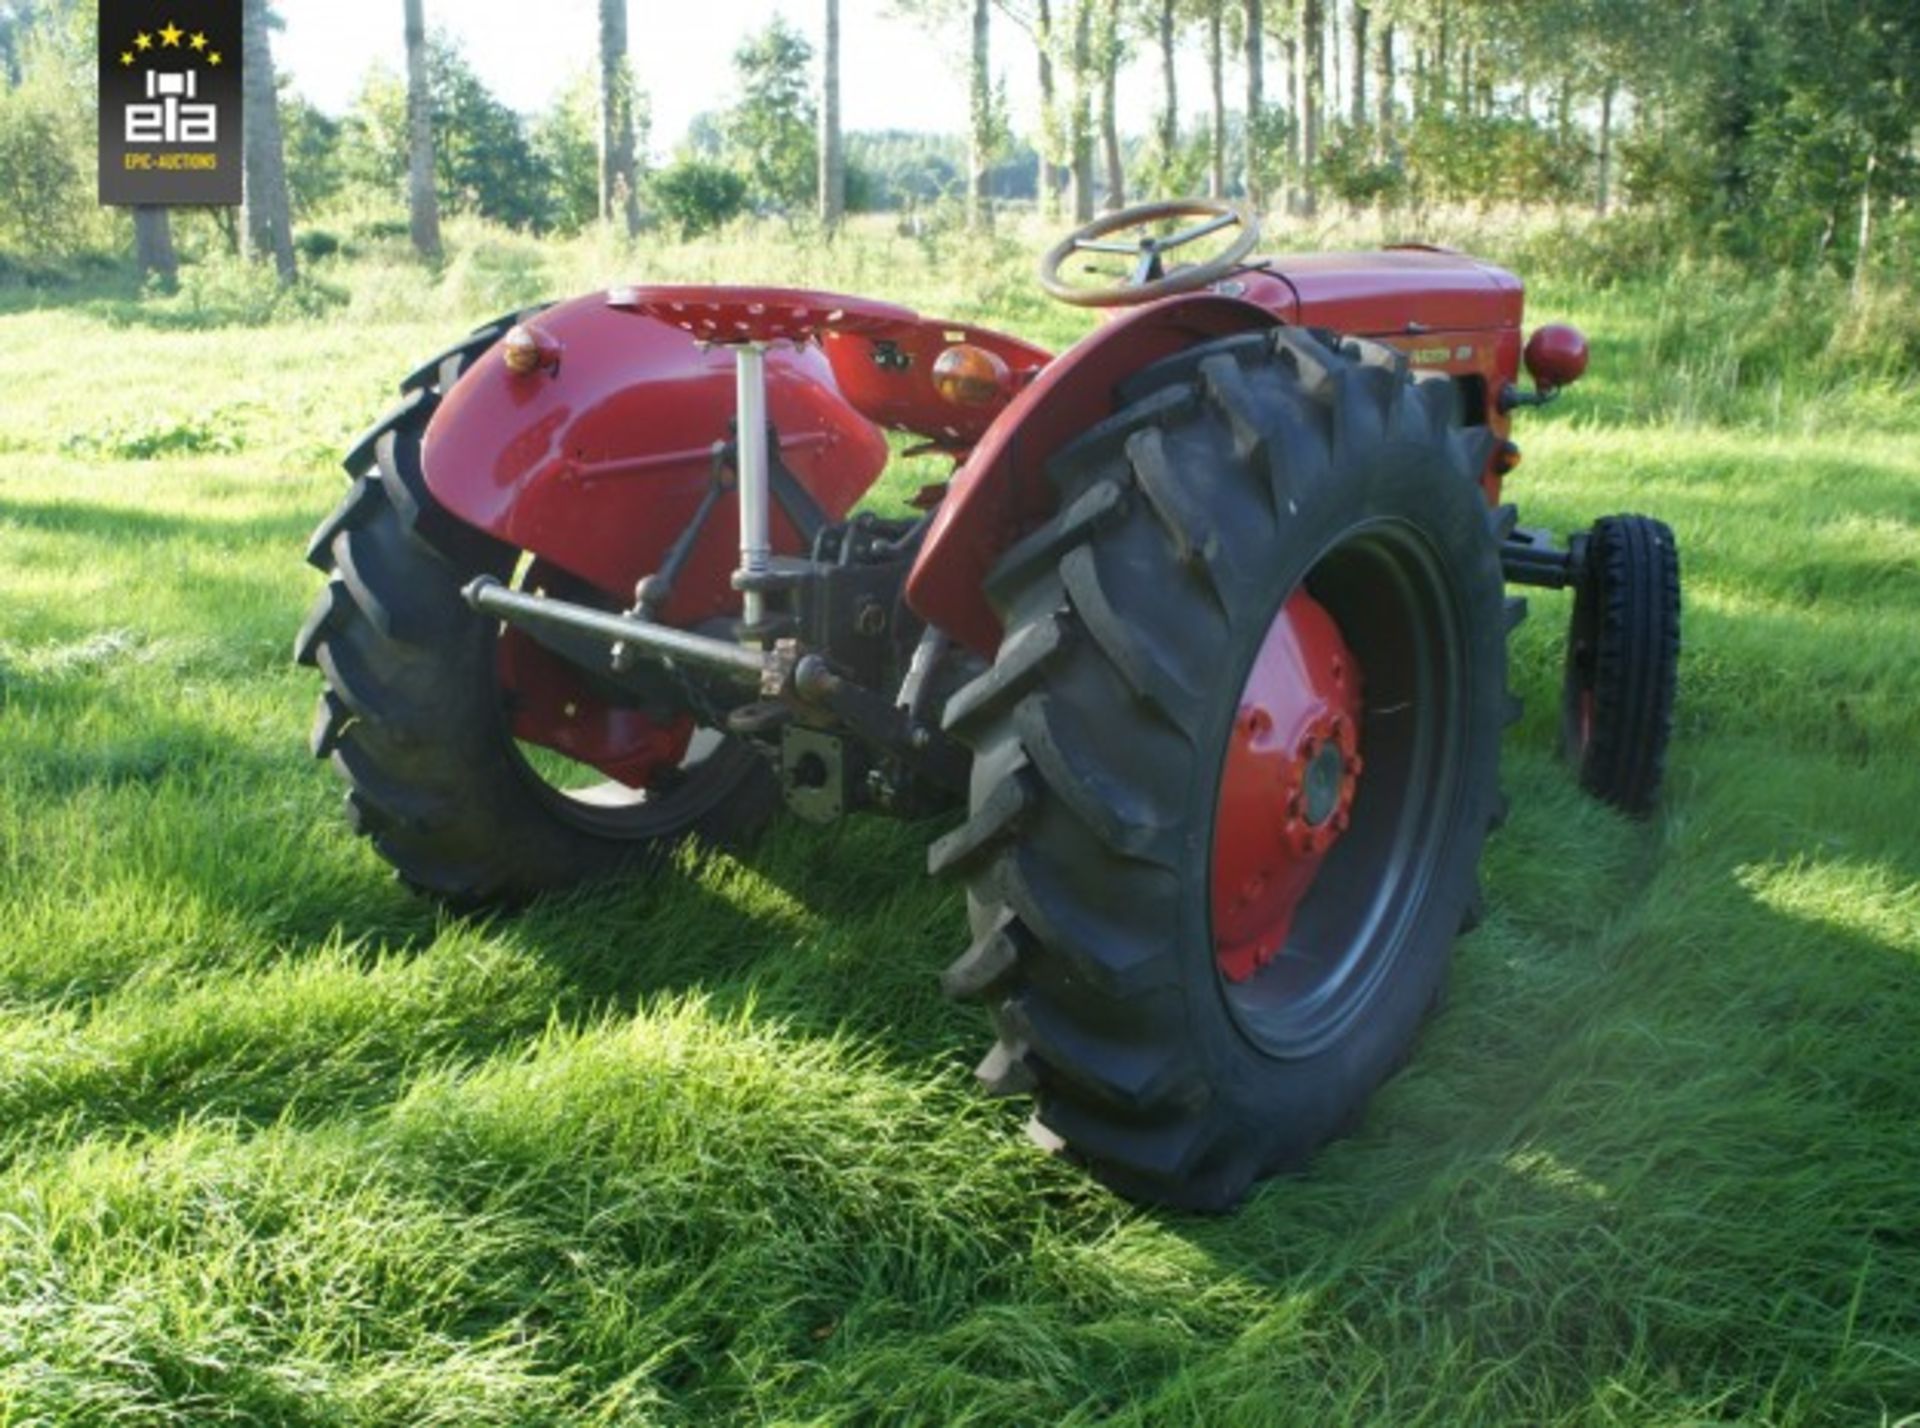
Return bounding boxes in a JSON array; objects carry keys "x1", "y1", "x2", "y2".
[{"x1": 607, "y1": 284, "x2": 917, "y2": 346}]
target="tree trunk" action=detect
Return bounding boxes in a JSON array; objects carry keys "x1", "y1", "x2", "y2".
[
  {"x1": 1328, "y1": 0, "x2": 1341, "y2": 125},
  {"x1": 1098, "y1": 0, "x2": 1124, "y2": 209},
  {"x1": 818, "y1": 0, "x2": 844, "y2": 229},
  {"x1": 1433, "y1": 0, "x2": 1449, "y2": 113},
  {"x1": 1206, "y1": 0, "x2": 1226, "y2": 199},
  {"x1": 1853, "y1": 149, "x2": 1876, "y2": 296},
  {"x1": 240, "y1": 0, "x2": 297, "y2": 283},
  {"x1": 1556, "y1": 73, "x2": 1572, "y2": 142},
  {"x1": 1351, "y1": 0, "x2": 1367, "y2": 126},
  {"x1": 968, "y1": 0, "x2": 992, "y2": 231},
  {"x1": 132, "y1": 206, "x2": 177, "y2": 290},
  {"x1": 1300, "y1": 0, "x2": 1321, "y2": 216},
  {"x1": 1157, "y1": 0, "x2": 1177, "y2": 176},
  {"x1": 1375, "y1": 20, "x2": 1394, "y2": 153},
  {"x1": 1243, "y1": 0, "x2": 1264, "y2": 212},
  {"x1": 1596, "y1": 75, "x2": 1616, "y2": 215},
  {"x1": 598, "y1": 0, "x2": 640, "y2": 234},
  {"x1": 1037, "y1": 0, "x2": 1060, "y2": 219},
  {"x1": 1285, "y1": 14, "x2": 1301, "y2": 182},
  {"x1": 403, "y1": 0, "x2": 441, "y2": 260},
  {"x1": 1070, "y1": 0, "x2": 1094, "y2": 221}
]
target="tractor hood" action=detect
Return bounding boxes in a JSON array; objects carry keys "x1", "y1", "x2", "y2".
[{"x1": 1239, "y1": 247, "x2": 1524, "y2": 336}]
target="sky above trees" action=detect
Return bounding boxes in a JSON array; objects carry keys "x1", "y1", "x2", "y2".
[{"x1": 277, "y1": 0, "x2": 1197, "y2": 152}]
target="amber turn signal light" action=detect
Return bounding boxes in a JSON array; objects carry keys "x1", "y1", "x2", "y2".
[
  {"x1": 502, "y1": 324, "x2": 558, "y2": 376},
  {"x1": 932, "y1": 344, "x2": 1011, "y2": 407}
]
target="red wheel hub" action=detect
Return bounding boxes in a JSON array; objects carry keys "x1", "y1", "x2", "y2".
[{"x1": 1212, "y1": 590, "x2": 1365, "y2": 983}]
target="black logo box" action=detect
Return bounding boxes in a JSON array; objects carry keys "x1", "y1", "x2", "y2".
[{"x1": 99, "y1": 0, "x2": 244, "y2": 206}]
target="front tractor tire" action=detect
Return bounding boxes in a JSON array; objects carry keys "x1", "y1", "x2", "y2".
[
  {"x1": 932, "y1": 328, "x2": 1517, "y2": 1211},
  {"x1": 1560, "y1": 514, "x2": 1681, "y2": 816},
  {"x1": 296, "y1": 331, "x2": 776, "y2": 905}
]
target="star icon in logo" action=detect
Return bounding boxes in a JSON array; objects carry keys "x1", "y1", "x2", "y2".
[
  {"x1": 158, "y1": 22, "x2": 184, "y2": 47},
  {"x1": 207, "y1": 51, "x2": 222, "y2": 66},
  {"x1": 190, "y1": 32, "x2": 208, "y2": 51},
  {"x1": 119, "y1": 50, "x2": 133, "y2": 65},
  {"x1": 134, "y1": 31, "x2": 152, "y2": 50}
]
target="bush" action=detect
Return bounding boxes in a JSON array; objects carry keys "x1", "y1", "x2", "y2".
[
  {"x1": 649, "y1": 161, "x2": 747, "y2": 239},
  {"x1": 294, "y1": 229, "x2": 343, "y2": 262},
  {"x1": 0, "y1": 55, "x2": 113, "y2": 258},
  {"x1": 438, "y1": 238, "x2": 552, "y2": 314},
  {"x1": 101, "y1": 255, "x2": 349, "y2": 328},
  {"x1": 62, "y1": 411, "x2": 246, "y2": 460},
  {"x1": 352, "y1": 216, "x2": 412, "y2": 244},
  {"x1": 1401, "y1": 113, "x2": 1588, "y2": 208},
  {"x1": 1317, "y1": 124, "x2": 1408, "y2": 209}
]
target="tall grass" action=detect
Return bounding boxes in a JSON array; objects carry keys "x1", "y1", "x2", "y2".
[{"x1": 0, "y1": 216, "x2": 1916, "y2": 1424}]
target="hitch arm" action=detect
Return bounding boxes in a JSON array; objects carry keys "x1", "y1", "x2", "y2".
[{"x1": 464, "y1": 576, "x2": 767, "y2": 685}]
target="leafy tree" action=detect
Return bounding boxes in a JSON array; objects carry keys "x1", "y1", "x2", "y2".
[
  {"x1": 532, "y1": 71, "x2": 602, "y2": 233},
  {"x1": 341, "y1": 36, "x2": 551, "y2": 230},
  {"x1": 650, "y1": 159, "x2": 747, "y2": 237},
  {"x1": 723, "y1": 18, "x2": 817, "y2": 210},
  {"x1": 0, "y1": 51, "x2": 92, "y2": 255},
  {"x1": 280, "y1": 87, "x2": 344, "y2": 218}
]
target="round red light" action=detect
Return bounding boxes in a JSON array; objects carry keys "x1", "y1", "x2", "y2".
[{"x1": 1524, "y1": 323, "x2": 1589, "y2": 392}]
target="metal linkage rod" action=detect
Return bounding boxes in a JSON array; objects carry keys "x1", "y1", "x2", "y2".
[
  {"x1": 463, "y1": 576, "x2": 766, "y2": 684},
  {"x1": 734, "y1": 343, "x2": 772, "y2": 629}
]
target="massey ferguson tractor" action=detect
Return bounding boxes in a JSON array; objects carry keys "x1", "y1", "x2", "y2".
[{"x1": 296, "y1": 200, "x2": 1680, "y2": 1210}]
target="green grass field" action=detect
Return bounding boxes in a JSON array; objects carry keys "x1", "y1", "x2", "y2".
[{"x1": 1, "y1": 217, "x2": 1917, "y2": 1424}]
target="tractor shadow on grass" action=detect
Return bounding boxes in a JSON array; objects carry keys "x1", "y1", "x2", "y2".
[
  {"x1": 0, "y1": 781, "x2": 974, "y2": 1162},
  {"x1": 1161, "y1": 746, "x2": 1920, "y2": 1417},
  {"x1": 0, "y1": 494, "x2": 316, "y2": 559},
  {"x1": 500, "y1": 811, "x2": 978, "y2": 1069}
]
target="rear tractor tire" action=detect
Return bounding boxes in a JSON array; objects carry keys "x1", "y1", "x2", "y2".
[
  {"x1": 295, "y1": 325, "x2": 777, "y2": 905},
  {"x1": 932, "y1": 328, "x2": 1518, "y2": 1212},
  {"x1": 1560, "y1": 514, "x2": 1681, "y2": 816}
]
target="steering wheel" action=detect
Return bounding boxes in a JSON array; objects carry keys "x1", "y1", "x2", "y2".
[{"x1": 1038, "y1": 198, "x2": 1260, "y2": 308}]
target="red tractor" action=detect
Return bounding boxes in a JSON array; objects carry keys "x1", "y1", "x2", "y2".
[{"x1": 297, "y1": 201, "x2": 1679, "y2": 1211}]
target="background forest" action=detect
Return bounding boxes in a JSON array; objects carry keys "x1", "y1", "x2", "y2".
[{"x1": 1, "y1": 0, "x2": 1916, "y2": 287}]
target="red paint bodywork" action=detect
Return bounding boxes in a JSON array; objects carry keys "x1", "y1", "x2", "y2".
[
  {"x1": 909, "y1": 249, "x2": 1527, "y2": 654},
  {"x1": 907, "y1": 294, "x2": 1287, "y2": 652},
  {"x1": 424, "y1": 294, "x2": 891, "y2": 621},
  {"x1": 822, "y1": 322, "x2": 1050, "y2": 451},
  {"x1": 423, "y1": 248, "x2": 1532, "y2": 675}
]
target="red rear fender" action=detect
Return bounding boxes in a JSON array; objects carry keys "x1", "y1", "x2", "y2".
[
  {"x1": 906, "y1": 293, "x2": 1288, "y2": 656},
  {"x1": 422, "y1": 292, "x2": 889, "y2": 623}
]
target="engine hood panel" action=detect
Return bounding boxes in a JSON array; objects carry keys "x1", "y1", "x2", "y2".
[{"x1": 1263, "y1": 248, "x2": 1524, "y2": 336}]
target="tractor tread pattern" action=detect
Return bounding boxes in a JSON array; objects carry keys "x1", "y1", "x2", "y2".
[
  {"x1": 1564, "y1": 514, "x2": 1681, "y2": 815},
  {"x1": 297, "y1": 322, "x2": 776, "y2": 904},
  {"x1": 935, "y1": 325, "x2": 1514, "y2": 1211}
]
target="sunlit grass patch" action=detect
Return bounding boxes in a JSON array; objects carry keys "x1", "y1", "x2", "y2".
[{"x1": 0, "y1": 218, "x2": 1916, "y2": 1423}]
